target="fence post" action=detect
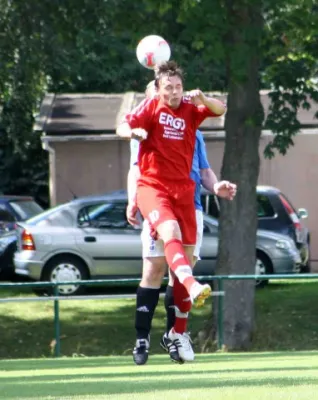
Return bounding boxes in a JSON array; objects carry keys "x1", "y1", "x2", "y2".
[
  {"x1": 217, "y1": 278, "x2": 224, "y2": 350},
  {"x1": 53, "y1": 285, "x2": 61, "y2": 357}
]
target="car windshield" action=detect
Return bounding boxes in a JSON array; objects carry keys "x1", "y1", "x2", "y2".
[
  {"x1": 9, "y1": 200, "x2": 43, "y2": 221},
  {"x1": 257, "y1": 195, "x2": 275, "y2": 217}
]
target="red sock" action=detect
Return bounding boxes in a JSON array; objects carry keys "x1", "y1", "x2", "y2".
[
  {"x1": 173, "y1": 278, "x2": 192, "y2": 333},
  {"x1": 173, "y1": 278, "x2": 192, "y2": 313},
  {"x1": 164, "y1": 239, "x2": 197, "y2": 295}
]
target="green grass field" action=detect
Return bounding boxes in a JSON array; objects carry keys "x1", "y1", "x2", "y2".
[
  {"x1": 1, "y1": 351, "x2": 318, "y2": 400},
  {"x1": 1, "y1": 280, "x2": 318, "y2": 359}
]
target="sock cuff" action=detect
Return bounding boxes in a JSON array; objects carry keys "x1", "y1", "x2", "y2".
[
  {"x1": 139, "y1": 285, "x2": 161, "y2": 290},
  {"x1": 175, "y1": 307, "x2": 189, "y2": 319},
  {"x1": 137, "y1": 286, "x2": 161, "y2": 306},
  {"x1": 164, "y1": 238, "x2": 183, "y2": 249},
  {"x1": 137, "y1": 286, "x2": 161, "y2": 293},
  {"x1": 165, "y1": 284, "x2": 174, "y2": 297}
]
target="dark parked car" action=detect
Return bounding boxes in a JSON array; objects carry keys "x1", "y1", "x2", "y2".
[
  {"x1": 201, "y1": 185, "x2": 310, "y2": 272},
  {"x1": 0, "y1": 195, "x2": 43, "y2": 234},
  {"x1": 0, "y1": 230, "x2": 17, "y2": 279},
  {"x1": 0, "y1": 196, "x2": 44, "y2": 279}
]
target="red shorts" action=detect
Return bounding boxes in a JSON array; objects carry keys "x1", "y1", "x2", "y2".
[{"x1": 136, "y1": 182, "x2": 196, "y2": 245}]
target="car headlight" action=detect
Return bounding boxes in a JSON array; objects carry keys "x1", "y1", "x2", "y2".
[{"x1": 276, "y1": 240, "x2": 292, "y2": 250}]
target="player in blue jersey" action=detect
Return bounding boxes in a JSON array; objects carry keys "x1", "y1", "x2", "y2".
[{"x1": 127, "y1": 81, "x2": 237, "y2": 365}]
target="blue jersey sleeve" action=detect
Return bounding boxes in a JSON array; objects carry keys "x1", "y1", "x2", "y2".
[
  {"x1": 196, "y1": 130, "x2": 210, "y2": 169},
  {"x1": 130, "y1": 139, "x2": 140, "y2": 167}
]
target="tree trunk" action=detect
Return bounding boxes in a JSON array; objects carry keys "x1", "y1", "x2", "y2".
[{"x1": 209, "y1": 1, "x2": 265, "y2": 350}]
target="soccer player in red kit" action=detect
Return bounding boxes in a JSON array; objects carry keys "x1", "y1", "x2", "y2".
[{"x1": 116, "y1": 61, "x2": 226, "y2": 359}]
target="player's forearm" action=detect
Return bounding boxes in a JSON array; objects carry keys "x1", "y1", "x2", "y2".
[
  {"x1": 127, "y1": 165, "x2": 140, "y2": 205},
  {"x1": 116, "y1": 122, "x2": 133, "y2": 139},
  {"x1": 117, "y1": 123, "x2": 148, "y2": 142},
  {"x1": 202, "y1": 97, "x2": 226, "y2": 116},
  {"x1": 200, "y1": 168, "x2": 219, "y2": 193}
]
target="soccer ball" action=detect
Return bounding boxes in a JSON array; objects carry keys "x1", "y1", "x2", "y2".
[{"x1": 136, "y1": 35, "x2": 171, "y2": 70}]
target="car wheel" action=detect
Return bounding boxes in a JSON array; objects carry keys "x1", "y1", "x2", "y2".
[
  {"x1": 41, "y1": 255, "x2": 89, "y2": 296},
  {"x1": 300, "y1": 238, "x2": 311, "y2": 273},
  {"x1": 0, "y1": 244, "x2": 16, "y2": 281},
  {"x1": 255, "y1": 252, "x2": 272, "y2": 288},
  {"x1": 301, "y1": 260, "x2": 311, "y2": 273}
]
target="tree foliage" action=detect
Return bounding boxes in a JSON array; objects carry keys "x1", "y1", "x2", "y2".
[
  {"x1": 263, "y1": 0, "x2": 318, "y2": 157},
  {"x1": 0, "y1": 0, "x2": 229, "y2": 205}
]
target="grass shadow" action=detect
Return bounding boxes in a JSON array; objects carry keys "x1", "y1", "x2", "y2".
[
  {"x1": 0, "y1": 281, "x2": 318, "y2": 359},
  {"x1": 2, "y1": 373, "x2": 318, "y2": 399}
]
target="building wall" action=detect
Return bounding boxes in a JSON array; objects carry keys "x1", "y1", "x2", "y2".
[
  {"x1": 52, "y1": 140, "x2": 130, "y2": 204},
  {"x1": 204, "y1": 133, "x2": 318, "y2": 268},
  {"x1": 51, "y1": 132, "x2": 318, "y2": 268}
]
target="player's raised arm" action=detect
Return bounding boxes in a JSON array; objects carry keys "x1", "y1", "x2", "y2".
[
  {"x1": 116, "y1": 121, "x2": 133, "y2": 139},
  {"x1": 116, "y1": 122, "x2": 148, "y2": 142},
  {"x1": 187, "y1": 89, "x2": 226, "y2": 116},
  {"x1": 116, "y1": 97, "x2": 153, "y2": 141},
  {"x1": 200, "y1": 168, "x2": 218, "y2": 193},
  {"x1": 202, "y1": 96, "x2": 226, "y2": 116}
]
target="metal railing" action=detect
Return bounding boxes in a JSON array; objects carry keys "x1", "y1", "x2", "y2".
[{"x1": 1, "y1": 273, "x2": 318, "y2": 357}]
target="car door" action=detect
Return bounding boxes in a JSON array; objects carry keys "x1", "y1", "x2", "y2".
[
  {"x1": 194, "y1": 216, "x2": 218, "y2": 277},
  {"x1": 75, "y1": 201, "x2": 143, "y2": 278},
  {"x1": 257, "y1": 193, "x2": 287, "y2": 234}
]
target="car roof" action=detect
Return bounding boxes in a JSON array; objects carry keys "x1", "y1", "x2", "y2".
[
  {"x1": 70, "y1": 190, "x2": 128, "y2": 205},
  {"x1": 257, "y1": 185, "x2": 281, "y2": 194},
  {"x1": 23, "y1": 190, "x2": 129, "y2": 225},
  {"x1": 201, "y1": 185, "x2": 281, "y2": 195},
  {"x1": 0, "y1": 195, "x2": 35, "y2": 202},
  {"x1": 66, "y1": 185, "x2": 283, "y2": 205}
]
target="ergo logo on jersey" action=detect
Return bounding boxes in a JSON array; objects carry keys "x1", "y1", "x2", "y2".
[{"x1": 159, "y1": 112, "x2": 186, "y2": 130}]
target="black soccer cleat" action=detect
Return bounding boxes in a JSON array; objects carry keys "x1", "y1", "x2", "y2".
[
  {"x1": 133, "y1": 338, "x2": 150, "y2": 365},
  {"x1": 160, "y1": 334, "x2": 184, "y2": 364}
]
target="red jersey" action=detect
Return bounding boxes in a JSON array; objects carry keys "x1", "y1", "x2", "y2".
[{"x1": 125, "y1": 97, "x2": 219, "y2": 188}]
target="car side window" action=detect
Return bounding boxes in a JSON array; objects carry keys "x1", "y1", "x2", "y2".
[
  {"x1": 200, "y1": 194, "x2": 220, "y2": 219},
  {"x1": 77, "y1": 202, "x2": 133, "y2": 229},
  {"x1": 257, "y1": 195, "x2": 275, "y2": 218}
]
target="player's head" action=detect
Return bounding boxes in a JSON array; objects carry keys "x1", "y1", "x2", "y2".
[
  {"x1": 154, "y1": 61, "x2": 183, "y2": 109},
  {"x1": 145, "y1": 80, "x2": 156, "y2": 99}
]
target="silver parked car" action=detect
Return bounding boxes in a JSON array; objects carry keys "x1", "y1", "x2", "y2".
[{"x1": 14, "y1": 191, "x2": 301, "y2": 295}]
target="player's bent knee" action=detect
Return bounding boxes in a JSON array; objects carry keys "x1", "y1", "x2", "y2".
[
  {"x1": 168, "y1": 270, "x2": 175, "y2": 287},
  {"x1": 192, "y1": 256, "x2": 198, "y2": 267},
  {"x1": 141, "y1": 257, "x2": 166, "y2": 287},
  {"x1": 157, "y1": 220, "x2": 182, "y2": 242},
  {"x1": 184, "y1": 245, "x2": 195, "y2": 267}
]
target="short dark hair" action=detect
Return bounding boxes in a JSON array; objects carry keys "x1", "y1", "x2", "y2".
[{"x1": 154, "y1": 61, "x2": 184, "y2": 88}]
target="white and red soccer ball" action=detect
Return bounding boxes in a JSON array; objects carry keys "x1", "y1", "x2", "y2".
[{"x1": 136, "y1": 35, "x2": 171, "y2": 70}]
